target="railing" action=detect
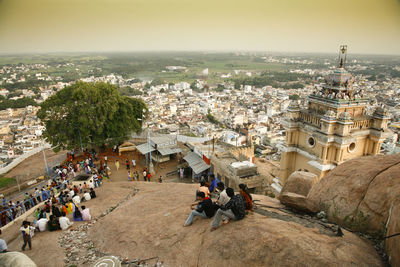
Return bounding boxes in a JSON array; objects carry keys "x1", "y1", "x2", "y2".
[
  {"x1": 350, "y1": 119, "x2": 372, "y2": 130},
  {"x1": 0, "y1": 170, "x2": 95, "y2": 228},
  {"x1": 299, "y1": 112, "x2": 321, "y2": 128}
]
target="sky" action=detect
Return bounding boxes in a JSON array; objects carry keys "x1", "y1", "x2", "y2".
[{"x1": 0, "y1": 0, "x2": 400, "y2": 55}]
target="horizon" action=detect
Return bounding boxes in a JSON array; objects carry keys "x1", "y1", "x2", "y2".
[{"x1": 1, "y1": 49, "x2": 400, "y2": 58}]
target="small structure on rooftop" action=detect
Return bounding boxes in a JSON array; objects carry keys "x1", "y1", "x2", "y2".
[
  {"x1": 118, "y1": 141, "x2": 136, "y2": 156},
  {"x1": 136, "y1": 135, "x2": 182, "y2": 163}
]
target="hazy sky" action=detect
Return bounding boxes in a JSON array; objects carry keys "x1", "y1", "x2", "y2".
[{"x1": 0, "y1": 0, "x2": 400, "y2": 54}]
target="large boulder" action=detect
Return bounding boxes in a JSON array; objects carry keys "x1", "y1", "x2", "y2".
[
  {"x1": 308, "y1": 154, "x2": 400, "y2": 234},
  {"x1": 88, "y1": 182, "x2": 384, "y2": 267},
  {"x1": 385, "y1": 198, "x2": 400, "y2": 267},
  {"x1": 281, "y1": 171, "x2": 318, "y2": 197},
  {"x1": 279, "y1": 171, "x2": 319, "y2": 212},
  {"x1": 0, "y1": 252, "x2": 37, "y2": 267}
]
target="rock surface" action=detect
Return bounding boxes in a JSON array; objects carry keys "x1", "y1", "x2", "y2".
[
  {"x1": 0, "y1": 251, "x2": 37, "y2": 267},
  {"x1": 385, "y1": 197, "x2": 400, "y2": 267},
  {"x1": 279, "y1": 192, "x2": 319, "y2": 213},
  {"x1": 308, "y1": 154, "x2": 400, "y2": 234},
  {"x1": 281, "y1": 171, "x2": 318, "y2": 197},
  {"x1": 88, "y1": 182, "x2": 383, "y2": 267}
]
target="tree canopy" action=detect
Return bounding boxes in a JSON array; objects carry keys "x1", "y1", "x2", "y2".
[
  {"x1": 38, "y1": 82, "x2": 147, "y2": 151},
  {"x1": 0, "y1": 97, "x2": 38, "y2": 110}
]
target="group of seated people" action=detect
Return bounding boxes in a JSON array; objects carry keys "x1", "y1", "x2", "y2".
[
  {"x1": 32, "y1": 187, "x2": 96, "y2": 233},
  {"x1": 184, "y1": 175, "x2": 253, "y2": 231},
  {"x1": 57, "y1": 184, "x2": 97, "y2": 206}
]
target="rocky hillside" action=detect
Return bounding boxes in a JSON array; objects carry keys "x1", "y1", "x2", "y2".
[
  {"x1": 88, "y1": 182, "x2": 383, "y2": 267},
  {"x1": 279, "y1": 154, "x2": 400, "y2": 267}
]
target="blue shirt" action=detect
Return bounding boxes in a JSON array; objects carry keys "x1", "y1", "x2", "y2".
[{"x1": 209, "y1": 178, "x2": 219, "y2": 193}]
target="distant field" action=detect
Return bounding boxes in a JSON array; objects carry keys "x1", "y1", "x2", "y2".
[
  {"x1": 0, "y1": 177, "x2": 16, "y2": 189},
  {"x1": 1, "y1": 52, "x2": 399, "y2": 86}
]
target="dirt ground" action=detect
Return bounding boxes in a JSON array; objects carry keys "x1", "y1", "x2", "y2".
[{"x1": 6, "y1": 149, "x2": 68, "y2": 182}]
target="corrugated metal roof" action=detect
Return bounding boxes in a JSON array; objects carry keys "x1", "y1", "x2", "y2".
[
  {"x1": 136, "y1": 143, "x2": 156, "y2": 154},
  {"x1": 158, "y1": 147, "x2": 182, "y2": 156},
  {"x1": 183, "y1": 152, "x2": 210, "y2": 175}
]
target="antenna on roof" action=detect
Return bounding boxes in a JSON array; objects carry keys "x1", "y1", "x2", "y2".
[{"x1": 338, "y1": 45, "x2": 347, "y2": 68}]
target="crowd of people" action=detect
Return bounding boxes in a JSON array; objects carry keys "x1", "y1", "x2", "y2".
[
  {"x1": 184, "y1": 174, "x2": 253, "y2": 231},
  {"x1": 0, "y1": 149, "x2": 103, "y2": 252},
  {"x1": 16, "y1": 182, "x2": 97, "y2": 251}
]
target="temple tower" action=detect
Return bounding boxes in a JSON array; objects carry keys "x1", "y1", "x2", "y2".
[{"x1": 279, "y1": 46, "x2": 393, "y2": 184}]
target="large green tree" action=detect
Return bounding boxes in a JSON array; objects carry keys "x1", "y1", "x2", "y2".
[{"x1": 38, "y1": 82, "x2": 147, "y2": 151}]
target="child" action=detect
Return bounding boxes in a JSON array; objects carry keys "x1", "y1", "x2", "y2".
[{"x1": 20, "y1": 221, "x2": 32, "y2": 251}]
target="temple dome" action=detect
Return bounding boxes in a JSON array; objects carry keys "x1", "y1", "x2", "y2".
[
  {"x1": 324, "y1": 110, "x2": 337, "y2": 118},
  {"x1": 325, "y1": 68, "x2": 353, "y2": 88},
  {"x1": 338, "y1": 112, "x2": 352, "y2": 121}
]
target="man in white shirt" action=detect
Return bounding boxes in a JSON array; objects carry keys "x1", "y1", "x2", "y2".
[
  {"x1": 81, "y1": 206, "x2": 91, "y2": 221},
  {"x1": 216, "y1": 182, "x2": 230, "y2": 206},
  {"x1": 83, "y1": 191, "x2": 91, "y2": 201},
  {"x1": 59, "y1": 212, "x2": 73, "y2": 230},
  {"x1": 36, "y1": 217, "x2": 48, "y2": 232},
  {"x1": 72, "y1": 194, "x2": 81, "y2": 204},
  {"x1": 68, "y1": 190, "x2": 75, "y2": 200}
]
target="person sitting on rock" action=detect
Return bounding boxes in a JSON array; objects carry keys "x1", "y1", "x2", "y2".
[
  {"x1": 82, "y1": 191, "x2": 91, "y2": 202},
  {"x1": 210, "y1": 188, "x2": 246, "y2": 231},
  {"x1": 52, "y1": 205, "x2": 62, "y2": 218},
  {"x1": 73, "y1": 206, "x2": 83, "y2": 222},
  {"x1": 215, "y1": 182, "x2": 230, "y2": 206},
  {"x1": 239, "y1": 184, "x2": 253, "y2": 212},
  {"x1": 208, "y1": 174, "x2": 220, "y2": 194},
  {"x1": 48, "y1": 215, "x2": 61, "y2": 231},
  {"x1": 59, "y1": 212, "x2": 73, "y2": 230},
  {"x1": 81, "y1": 206, "x2": 91, "y2": 221},
  {"x1": 197, "y1": 181, "x2": 210, "y2": 199},
  {"x1": 72, "y1": 194, "x2": 81, "y2": 205},
  {"x1": 184, "y1": 192, "x2": 215, "y2": 227},
  {"x1": 36, "y1": 216, "x2": 48, "y2": 232},
  {"x1": 89, "y1": 188, "x2": 97, "y2": 199}
]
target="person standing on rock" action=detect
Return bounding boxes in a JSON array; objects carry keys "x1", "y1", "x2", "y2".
[
  {"x1": 126, "y1": 159, "x2": 130, "y2": 170},
  {"x1": 143, "y1": 169, "x2": 147, "y2": 181},
  {"x1": 179, "y1": 168, "x2": 184, "y2": 180},
  {"x1": 115, "y1": 160, "x2": 120, "y2": 171},
  {"x1": 21, "y1": 221, "x2": 32, "y2": 251},
  {"x1": 132, "y1": 159, "x2": 136, "y2": 168}
]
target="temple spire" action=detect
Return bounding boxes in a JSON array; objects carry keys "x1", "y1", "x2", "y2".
[{"x1": 338, "y1": 45, "x2": 347, "y2": 68}]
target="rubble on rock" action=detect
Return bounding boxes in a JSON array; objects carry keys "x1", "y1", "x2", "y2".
[{"x1": 58, "y1": 186, "x2": 164, "y2": 267}]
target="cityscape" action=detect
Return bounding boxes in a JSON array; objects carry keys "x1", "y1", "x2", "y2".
[{"x1": 0, "y1": 0, "x2": 399, "y2": 266}]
